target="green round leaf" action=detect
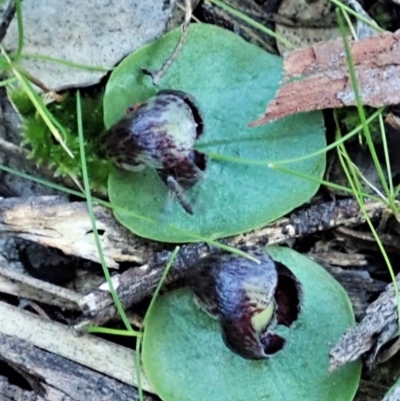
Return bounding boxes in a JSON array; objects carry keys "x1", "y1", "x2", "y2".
[
  {"x1": 142, "y1": 246, "x2": 361, "y2": 401},
  {"x1": 104, "y1": 24, "x2": 326, "y2": 242}
]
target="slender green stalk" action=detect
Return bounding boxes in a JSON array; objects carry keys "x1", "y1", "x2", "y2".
[
  {"x1": 270, "y1": 163, "x2": 382, "y2": 202},
  {"x1": 137, "y1": 246, "x2": 180, "y2": 401},
  {"x1": 336, "y1": 9, "x2": 395, "y2": 211},
  {"x1": 341, "y1": 7, "x2": 357, "y2": 39},
  {"x1": 0, "y1": 161, "x2": 211, "y2": 241},
  {"x1": 379, "y1": 113, "x2": 394, "y2": 195},
  {"x1": 0, "y1": 163, "x2": 83, "y2": 196},
  {"x1": 76, "y1": 90, "x2": 136, "y2": 333},
  {"x1": 337, "y1": 147, "x2": 364, "y2": 197},
  {"x1": 0, "y1": 156, "x2": 381, "y2": 224},
  {"x1": 329, "y1": 0, "x2": 385, "y2": 33},
  {"x1": 21, "y1": 53, "x2": 112, "y2": 72},
  {"x1": 136, "y1": 336, "x2": 143, "y2": 401},
  {"x1": 0, "y1": 161, "x2": 236, "y2": 244},
  {"x1": 335, "y1": 123, "x2": 400, "y2": 331},
  {"x1": 206, "y1": 108, "x2": 383, "y2": 167},
  {"x1": 207, "y1": 0, "x2": 295, "y2": 50},
  {"x1": 335, "y1": 7, "x2": 400, "y2": 330},
  {"x1": 14, "y1": 0, "x2": 24, "y2": 62},
  {"x1": 144, "y1": 246, "x2": 180, "y2": 325},
  {"x1": 206, "y1": 240, "x2": 259, "y2": 262},
  {"x1": 14, "y1": 64, "x2": 79, "y2": 140},
  {"x1": 0, "y1": 76, "x2": 17, "y2": 86},
  {"x1": 1, "y1": 47, "x2": 74, "y2": 158},
  {"x1": 88, "y1": 327, "x2": 142, "y2": 336}
]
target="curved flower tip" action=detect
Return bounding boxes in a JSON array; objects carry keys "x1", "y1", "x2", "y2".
[{"x1": 186, "y1": 249, "x2": 303, "y2": 360}]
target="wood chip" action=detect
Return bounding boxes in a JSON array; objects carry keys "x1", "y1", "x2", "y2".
[
  {"x1": 329, "y1": 273, "x2": 400, "y2": 371},
  {"x1": 0, "y1": 334, "x2": 150, "y2": 401},
  {"x1": 251, "y1": 30, "x2": 400, "y2": 125},
  {"x1": 0, "y1": 196, "x2": 162, "y2": 267},
  {"x1": 0, "y1": 300, "x2": 154, "y2": 393},
  {"x1": 0, "y1": 254, "x2": 80, "y2": 309}
]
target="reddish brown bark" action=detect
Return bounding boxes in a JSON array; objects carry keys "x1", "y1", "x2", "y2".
[{"x1": 251, "y1": 30, "x2": 400, "y2": 125}]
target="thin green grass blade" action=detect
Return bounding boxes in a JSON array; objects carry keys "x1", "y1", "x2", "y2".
[{"x1": 76, "y1": 90, "x2": 136, "y2": 334}]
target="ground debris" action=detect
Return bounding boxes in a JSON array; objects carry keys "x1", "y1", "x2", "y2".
[
  {"x1": 75, "y1": 197, "x2": 390, "y2": 329},
  {"x1": 330, "y1": 274, "x2": 400, "y2": 371},
  {"x1": 0, "y1": 332, "x2": 153, "y2": 401},
  {"x1": 252, "y1": 29, "x2": 400, "y2": 125}
]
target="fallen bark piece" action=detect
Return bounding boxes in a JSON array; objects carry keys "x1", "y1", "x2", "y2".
[
  {"x1": 0, "y1": 254, "x2": 80, "y2": 310},
  {"x1": 275, "y1": 0, "x2": 379, "y2": 55},
  {"x1": 75, "y1": 198, "x2": 389, "y2": 330},
  {"x1": 0, "y1": 375, "x2": 51, "y2": 401},
  {"x1": 323, "y1": 266, "x2": 386, "y2": 321},
  {"x1": 0, "y1": 300, "x2": 154, "y2": 393},
  {"x1": 329, "y1": 273, "x2": 400, "y2": 372},
  {"x1": 252, "y1": 30, "x2": 400, "y2": 125},
  {"x1": 0, "y1": 196, "x2": 162, "y2": 267},
  {"x1": 0, "y1": 196, "x2": 387, "y2": 271},
  {"x1": 0, "y1": 334, "x2": 152, "y2": 401}
]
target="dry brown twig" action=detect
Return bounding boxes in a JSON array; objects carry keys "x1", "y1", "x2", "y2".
[
  {"x1": 0, "y1": 302, "x2": 155, "y2": 397},
  {"x1": 330, "y1": 273, "x2": 400, "y2": 372},
  {"x1": 72, "y1": 197, "x2": 391, "y2": 330},
  {"x1": 144, "y1": 0, "x2": 192, "y2": 85},
  {"x1": 0, "y1": 193, "x2": 389, "y2": 329}
]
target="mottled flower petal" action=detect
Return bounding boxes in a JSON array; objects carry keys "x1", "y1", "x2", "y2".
[
  {"x1": 101, "y1": 90, "x2": 206, "y2": 213},
  {"x1": 186, "y1": 249, "x2": 302, "y2": 360}
]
